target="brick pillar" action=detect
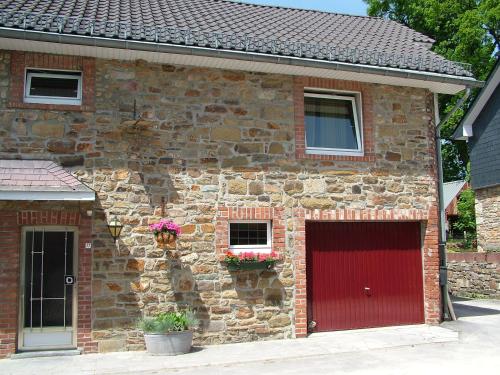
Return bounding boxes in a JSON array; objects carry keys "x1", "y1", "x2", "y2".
[
  {"x1": 422, "y1": 204, "x2": 442, "y2": 323},
  {"x1": 77, "y1": 214, "x2": 97, "y2": 353},
  {"x1": 0, "y1": 211, "x2": 21, "y2": 358}
]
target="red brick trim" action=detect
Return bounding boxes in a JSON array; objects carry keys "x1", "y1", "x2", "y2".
[
  {"x1": 8, "y1": 51, "x2": 95, "y2": 112},
  {"x1": 0, "y1": 211, "x2": 21, "y2": 358},
  {"x1": 76, "y1": 215, "x2": 97, "y2": 353},
  {"x1": 215, "y1": 206, "x2": 285, "y2": 260},
  {"x1": 17, "y1": 211, "x2": 81, "y2": 226},
  {"x1": 0, "y1": 209, "x2": 96, "y2": 358},
  {"x1": 300, "y1": 208, "x2": 428, "y2": 221},
  {"x1": 292, "y1": 207, "x2": 440, "y2": 338},
  {"x1": 294, "y1": 77, "x2": 375, "y2": 162}
]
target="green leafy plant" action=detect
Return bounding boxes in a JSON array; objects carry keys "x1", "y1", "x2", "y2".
[
  {"x1": 454, "y1": 188, "x2": 476, "y2": 234},
  {"x1": 364, "y1": 0, "x2": 499, "y2": 181},
  {"x1": 138, "y1": 310, "x2": 198, "y2": 334},
  {"x1": 224, "y1": 251, "x2": 279, "y2": 266}
]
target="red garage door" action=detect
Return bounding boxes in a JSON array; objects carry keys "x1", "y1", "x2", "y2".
[{"x1": 306, "y1": 221, "x2": 424, "y2": 332}]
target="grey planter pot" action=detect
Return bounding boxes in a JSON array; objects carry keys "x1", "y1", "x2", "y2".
[{"x1": 144, "y1": 331, "x2": 193, "y2": 356}]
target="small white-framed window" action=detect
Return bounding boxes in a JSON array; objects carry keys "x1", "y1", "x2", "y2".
[
  {"x1": 229, "y1": 221, "x2": 272, "y2": 254},
  {"x1": 24, "y1": 69, "x2": 82, "y2": 105},
  {"x1": 304, "y1": 91, "x2": 363, "y2": 156}
]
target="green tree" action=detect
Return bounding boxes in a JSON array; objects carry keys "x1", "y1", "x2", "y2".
[
  {"x1": 453, "y1": 188, "x2": 476, "y2": 236},
  {"x1": 364, "y1": 0, "x2": 499, "y2": 181}
]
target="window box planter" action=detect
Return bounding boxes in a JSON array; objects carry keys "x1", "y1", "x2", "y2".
[
  {"x1": 223, "y1": 251, "x2": 279, "y2": 272},
  {"x1": 226, "y1": 261, "x2": 276, "y2": 271}
]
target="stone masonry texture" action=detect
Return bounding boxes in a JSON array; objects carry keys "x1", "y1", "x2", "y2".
[
  {"x1": 448, "y1": 253, "x2": 500, "y2": 299},
  {"x1": 0, "y1": 50, "x2": 441, "y2": 356},
  {"x1": 475, "y1": 185, "x2": 500, "y2": 252}
]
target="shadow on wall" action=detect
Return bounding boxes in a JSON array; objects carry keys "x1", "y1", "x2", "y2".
[
  {"x1": 223, "y1": 269, "x2": 289, "y2": 341},
  {"x1": 89, "y1": 117, "x2": 292, "y2": 349},
  {"x1": 90, "y1": 121, "x2": 207, "y2": 350}
]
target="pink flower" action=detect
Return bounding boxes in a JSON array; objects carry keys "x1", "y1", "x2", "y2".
[{"x1": 149, "y1": 219, "x2": 181, "y2": 236}]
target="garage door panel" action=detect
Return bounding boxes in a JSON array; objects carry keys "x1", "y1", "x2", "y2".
[{"x1": 306, "y1": 221, "x2": 424, "y2": 332}]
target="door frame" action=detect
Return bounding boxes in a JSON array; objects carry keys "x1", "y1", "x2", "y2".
[{"x1": 18, "y1": 226, "x2": 79, "y2": 351}]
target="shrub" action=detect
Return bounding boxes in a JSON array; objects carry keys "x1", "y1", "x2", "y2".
[
  {"x1": 138, "y1": 310, "x2": 198, "y2": 334},
  {"x1": 453, "y1": 188, "x2": 476, "y2": 235}
]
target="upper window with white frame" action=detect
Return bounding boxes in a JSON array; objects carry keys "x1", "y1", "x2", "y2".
[
  {"x1": 24, "y1": 69, "x2": 82, "y2": 106},
  {"x1": 229, "y1": 221, "x2": 272, "y2": 253},
  {"x1": 304, "y1": 91, "x2": 363, "y2": 156}
]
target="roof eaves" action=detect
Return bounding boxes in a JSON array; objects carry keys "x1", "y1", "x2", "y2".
[
  {"x1": 452, "y1": 60, "x2": 500, "y2": 140},
  {"x1": 0, "y1": 27, "x2": 483, "y2": 91}
]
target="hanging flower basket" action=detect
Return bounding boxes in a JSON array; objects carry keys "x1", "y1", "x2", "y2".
[
  {"x1": 149, "y1": 219, "x2": 181, "y2": 247},
  {"x1": 224, "y1": 251, "x2": 279, "y2": 271}
]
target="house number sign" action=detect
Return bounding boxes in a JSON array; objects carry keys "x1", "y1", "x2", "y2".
[{"x1": 64, "y1": 275, "x2": 76, "y2": 285}]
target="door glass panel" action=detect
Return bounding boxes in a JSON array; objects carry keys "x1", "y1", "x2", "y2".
[
  {"x1": 42, "y1": 299, "x2": 65, "y2": 326},
  {"x1": 24, "y1": 230, "x2": 44, "y2": 328},
  {"x1": 24, "y1": 230, "x2": 74, "y2": 329},
  {"x1": 28, "y1": 300, "x2": 41, "y2": 328}
]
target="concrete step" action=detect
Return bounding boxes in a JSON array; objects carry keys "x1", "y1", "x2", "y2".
[{"x1": 10, "y1": 349, "x2": 81, "y2": 359}]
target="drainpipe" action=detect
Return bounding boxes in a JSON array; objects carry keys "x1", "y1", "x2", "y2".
[{"x1": 434, "y1": 88, "x2": 471, "y2": 321}]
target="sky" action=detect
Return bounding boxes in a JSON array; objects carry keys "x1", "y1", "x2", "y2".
[{"x1": 237, "y1": 0, "x2": 368, "y2": 16}]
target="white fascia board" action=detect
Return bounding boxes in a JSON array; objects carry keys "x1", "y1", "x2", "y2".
[
  {"x1": 0, "y1": 190, "x2": 96, "y2": 201},
  {"x1": 460, "y1": 64, "x2": 500, "y2": 135},
  {"x1": 463, "y1": 123, "x2": 473, "y2": 138},
  {"x1": 453, "y1": 122, "x2": 473, "y2": 141},
  {"x1": 0, "y1": 36, "x2": 474, "y2": 95}
]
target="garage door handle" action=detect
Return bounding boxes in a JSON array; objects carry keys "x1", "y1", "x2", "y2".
[{"x1": 364, "y1": 287, "x2": 372, "y2": 296}]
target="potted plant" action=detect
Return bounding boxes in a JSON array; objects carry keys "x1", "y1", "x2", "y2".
[
  {"x1": 224, "y1": 251, "x2": 279, "y2": 271},
  {"x1": 138, "y1": 310, "x2": 198, "y2": 355},
  {"x1": 149, "y1": 219, "x2": 181, "y2": 246}
]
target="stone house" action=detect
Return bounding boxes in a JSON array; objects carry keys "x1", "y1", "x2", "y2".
[
  {"x1": 0, "y1": 0, "x2": 482, "y2": 358},
  {"x1": 453, "y1": 60, "x2": 500, "y2": 252}
]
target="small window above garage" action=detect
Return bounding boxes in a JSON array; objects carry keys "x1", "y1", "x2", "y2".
[
  {"x1": 24, "y1": 69, "x2": 82, "y2": 105},
  {"x1": 229, "y1": 221, "x2": 272, "y2": 253}
]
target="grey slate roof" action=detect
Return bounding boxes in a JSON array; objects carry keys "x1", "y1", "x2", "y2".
[
  {"x1": 0, "y1": 159, "x2": 93, "y2": 193},
  {"x1": 0, "y1": 0, "x2": 472, "y2": 77}
]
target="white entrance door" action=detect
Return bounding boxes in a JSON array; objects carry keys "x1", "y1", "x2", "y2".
[{"x1": 19, "y1": 227, "x2": 77, "y2": 350}]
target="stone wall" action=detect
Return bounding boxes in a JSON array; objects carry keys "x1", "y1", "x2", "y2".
[
  {"x1": 475, "y1": 185, "x2": 500, "y2": 252},
  {"x1": 448, "y1": 253, "x2": 500, "y2": 298},
  {"x1": 0, "y1": 50, "x2": 441, "y2": 354}
]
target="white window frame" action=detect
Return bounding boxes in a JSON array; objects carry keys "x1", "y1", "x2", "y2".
[
  {"x1": 24, "y1": 69, "x2": 82, "y2": 106},
  {"x1": 228, "y1": 220, "x2": 272, "y2": 254},
  {"x1": 304, "y1": 91, "x2": 364, "y2": 156}
]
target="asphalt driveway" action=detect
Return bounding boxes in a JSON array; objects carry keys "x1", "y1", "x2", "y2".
[{"x1": 1, "y1": 298, "x2": 499, "y2": 375}]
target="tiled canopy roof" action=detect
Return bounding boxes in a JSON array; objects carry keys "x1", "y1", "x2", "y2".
[
  {"x1": 0, "y1": 159, "x2": 93, "y2": 195},
  {"x1": 0, "y1": 0, "x2": 472, "y2": 77}
]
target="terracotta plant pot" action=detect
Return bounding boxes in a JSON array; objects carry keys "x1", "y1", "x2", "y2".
[{"x1": 155, "y1": 231, "x2": 175, "y2": 246}]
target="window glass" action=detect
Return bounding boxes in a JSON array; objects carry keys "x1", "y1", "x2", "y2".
[
  {"x1": 24, "y1": 70, "x2": 82, "y2": 105},
  {"x1": 29, "y1": 76, "x2": 79, "y2": 98},
  {"x1": 230, "y1": 222, "x2": 268, "y2": 246},
  {"x1": 305, "y1": 96, "x2": 359, "y2": 151}
]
